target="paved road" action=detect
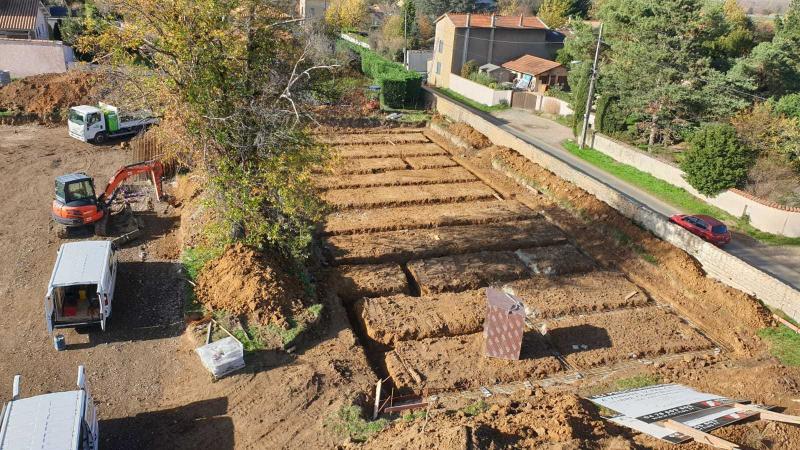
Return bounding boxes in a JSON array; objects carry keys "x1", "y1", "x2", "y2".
[{"x1": 489, "y1": 108, "x2": 800, "y2": 291}]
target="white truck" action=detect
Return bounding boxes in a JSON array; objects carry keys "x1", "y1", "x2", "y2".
[
  {"x1": 68, "y1": 102, "x2": 157, "y2": 144},
  {"x1": 45, "y1": 241, "x2": 117, "y2": 333},
  {"x1": 0, "y1": 366, "x2": 99, "y2": 450}
]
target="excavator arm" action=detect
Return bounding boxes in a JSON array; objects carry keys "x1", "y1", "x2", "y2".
[{"x1": 98, "y1": 160, "x2": 164, "y2": 206}]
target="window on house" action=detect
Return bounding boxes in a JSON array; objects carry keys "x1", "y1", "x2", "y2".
[
  {"x1": 436, "y1": 62, "x2": 441, "y2": 74},
  {"x1": 437, "y1": 40, "x2": 444, "y2": 53}
]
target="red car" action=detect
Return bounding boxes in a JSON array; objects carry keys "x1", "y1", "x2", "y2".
[{"x1": 669, "y1": 214, "x2": 731, "y2": 246}]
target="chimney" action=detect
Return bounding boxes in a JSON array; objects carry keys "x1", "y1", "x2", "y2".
[{"x1": 519, "y1": 15, "x2": 524, "y2": 27}]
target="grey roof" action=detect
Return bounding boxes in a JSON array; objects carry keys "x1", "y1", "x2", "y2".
[
  {"x1": 0, "y1": 391, "x2": 82, "y2": 450},
  {"x1": 55, "y1": 173, "x2": 90, "y2": 184},
  {"x1": 50, "y1": 241, "x2": 112, "y2": 287},
  {"x1": 0, "y1": 0, "x2": 39, "y2": 32}
]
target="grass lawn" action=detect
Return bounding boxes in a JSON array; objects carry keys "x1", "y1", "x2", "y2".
[
  {"x1": 432, "y1": 87, "x2": 510, "y2": 113},
  {"x1": 758, "y1": 325, "x2": 800, "y2": 366},
  {"x1": 562, "y1": 140, "x2": 800, "y2": 246}
]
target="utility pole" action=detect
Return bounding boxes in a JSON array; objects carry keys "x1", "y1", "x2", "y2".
[
  {"x1": 403, "y1": 8, "x2": 408, "y2": 66},
  {"x1": 580, "y1": 23, "x2": 603, "y2": 149}
]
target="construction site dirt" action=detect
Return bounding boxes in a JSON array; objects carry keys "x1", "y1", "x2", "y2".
[
  {"x1": 3, "y1": 122, "x2": 800, "y2": 449},
  {"x1": 317, "y1": 127, "x2": 800, "y2": 448}
]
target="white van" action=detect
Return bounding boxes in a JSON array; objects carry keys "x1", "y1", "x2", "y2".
[
  {"x1": 0, "y1": 366, "x2": 99, "y2": 450},
  {"x1": 45, "y1": 241, "x2": 117, "y2": 333}
]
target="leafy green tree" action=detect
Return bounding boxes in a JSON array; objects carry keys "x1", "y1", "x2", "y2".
[
  {"x1": 537, "y1": 0, "x2": 571, "y2": 29},
  {"x1": 681, "y1": 123, "x2": 754, "y2": 195},
  {"x1": 594, "y1": 0, "x2": 749, "y2": 147},
  {"x1": 730, "y1": 39, "x2": 800, "y2": 97},
  {"x1": 82, "y1": 0, "x2": 333, "y2": 259},
  {"x1": 556, "y1": 19, "x2": 595, "y2": 65},
  {"x1": 774, "y1": 93, "x2": 800, "y2": 120},
  {"x1": 402, "y1": 0, "x2": 420, "y2": 49},
  {"x1": 417, "y1": 0, "x2": 476, "y2": 18}
]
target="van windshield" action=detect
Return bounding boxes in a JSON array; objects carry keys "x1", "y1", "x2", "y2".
[{"x1": 712, "y1": 225, "x2": 728, "y2": 234}]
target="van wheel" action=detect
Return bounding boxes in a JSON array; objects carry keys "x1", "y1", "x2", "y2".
[{"x1": 93, "y1": 132, "x2": 108, "y2": 144}]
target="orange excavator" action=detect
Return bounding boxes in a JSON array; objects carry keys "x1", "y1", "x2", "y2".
[{"x1": 52, "y1": 160, "x2": 164, "y2": 236}]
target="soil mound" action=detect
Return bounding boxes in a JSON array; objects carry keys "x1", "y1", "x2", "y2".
[
  {"x1": 195, "y1": 243, "x2": 305, "y2": 328},
  {"x1": 0, "y1": 70, "x2": 101, "y2": 122}
]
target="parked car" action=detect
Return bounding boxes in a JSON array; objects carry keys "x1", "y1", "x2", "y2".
[{"x1": 669, "y1": 214, "x2": 731, "y2": 246}]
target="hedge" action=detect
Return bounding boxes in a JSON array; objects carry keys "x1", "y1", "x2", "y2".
[{"x1": 344, "y1": 42, "x2": 422, "y2": 108}]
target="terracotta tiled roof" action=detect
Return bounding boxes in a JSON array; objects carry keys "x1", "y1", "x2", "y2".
[
  {"x1": 0, "y1": 0, "x2": 39, "y2": 31},
  {"x1": 501, "y1": 54, "x2": 562, "y2": 76},
  {"x1": 439, "y1": 13, "x2": 548, "y2": 30}
]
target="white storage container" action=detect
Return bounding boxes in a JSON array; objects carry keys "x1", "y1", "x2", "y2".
[{"x1": 195, "y1": 336, "x2": 245, "y2": 378}]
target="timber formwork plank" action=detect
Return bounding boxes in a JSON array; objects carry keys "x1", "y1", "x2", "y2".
[{"x1": 324, "y1": 219, "x2": 568, "y2": 265}]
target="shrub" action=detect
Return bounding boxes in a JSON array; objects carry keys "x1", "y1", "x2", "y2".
[
  {"x1": 348, "y1": 42, "x2": 422, "y2": 108},
  {"x1": 468, "y1": 71, "x2": 498, "y2": 89},
  {"x1": 774, "y1": 93, "x2": 800, "y2": 120},
  {"x1": 681, "y1": 123, "x2": 754, "y2": 196},
  {"x1": 461, "y1": 59, "x2": 479, "y2": 78}
]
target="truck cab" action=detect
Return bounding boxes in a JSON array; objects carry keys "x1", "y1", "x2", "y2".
[
  {"x1": 52, "y1": 173, "x2": 103, "y2": 227},
  {"x1": 68, "y1": 105, "x2": 106, "y2": 143},
  {"x1": 0, "y1": 366, "x2": 99, "y2": 450},
  {"x1": 68, "y1": 103, "x2": 156, "y2": 144},
  {"x1": 45, "y1": 241, "x2": 117, "y2": 333}
]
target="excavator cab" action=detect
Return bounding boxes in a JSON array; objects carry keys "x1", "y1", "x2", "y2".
[{"x1": 52, "y1": 173, "x2": 104, "y2": 227}]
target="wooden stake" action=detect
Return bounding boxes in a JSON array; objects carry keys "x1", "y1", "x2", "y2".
[
  {"x1": 733, "y1": 403, "x2": 800, "y2": 425},
  {"x1": 662, "y1": 420, "x2": 740, "y2": 450},
  {"x1": 773, "y1": 314, "x2": 800, "y2": 334},
  {"x1": 373, "y1": 378, "x2": 383, "y2": 420}
]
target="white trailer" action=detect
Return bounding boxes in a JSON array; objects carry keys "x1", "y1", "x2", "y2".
[
  {"x1": 68, "y1": 102, "x2": 157, "y2": 144},
  {"x1": 0, "y1": 366, "x2": 99, "y2": 450},
  {"x1": 45, "y1": 241, "x2": 117, "y2": 333}
]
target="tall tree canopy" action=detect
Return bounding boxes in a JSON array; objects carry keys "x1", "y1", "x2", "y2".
[
  {"x1": 594, "y1": 0, "x2": 752, "y2": 146},
  {"x1": 83, "y1": 0, "x2": 336, "y2": 258}
]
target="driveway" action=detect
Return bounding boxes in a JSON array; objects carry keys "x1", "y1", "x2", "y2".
[{"x1": 490, "y1": 108, "x2": 800, "y2": 291}]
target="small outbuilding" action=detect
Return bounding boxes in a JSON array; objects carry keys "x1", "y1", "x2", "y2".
[
  {"x1": 502, "y1": 54, "x2": 568, "y2": 92},
  {"x1": 478, "y1": 63, "x2": 513, "y2": 83}
]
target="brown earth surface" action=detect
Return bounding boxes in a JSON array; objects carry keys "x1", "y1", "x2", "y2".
[
  {"x1": 386, "y1": 332, "x2": 565, "y2": 391},
  {"x1": 546, "y1": 307, "x2": 716, "y2": 369},
  {"x1": 321, "y1": 200, "x2": 534, "y2": 236},
  {"x1": 194, "y1": 243, "x2": 306, "y2": 327},
  {"x1": 355, "y1": 290, "x2": 487, "y2": 347},
  {"x1": 327, "y1": 263, "x2": 410, "y2": 303},
  {"x1": 316, "y1": 166, "x2": 476, "y2": 190},
  {"x1": 334, "y1": 142, "x2": 446, "y2": 159},
  {"x1": 515, "y1": 243, "x2": 596, "y2": 276},
  {"x1": 318, "y1": 132, "x2": 428, "y2": 145},
  {"x1": 404, "y1": 155, "x2": 459, "y2": 169},
  {"x1": 505, "y1": 272, "x2": 650, "y2": 319},
  {"x1": 407, "y1": 250, "x2": 531, "y2": 295},
  {"x1": 328, "y1": 157, "x2": 408, "y2": 174},
  {"x1": 322, "y1": 181, "x2": 496, "y2": 209},
  {"x1": 447, "y1": 121, "x2": 492, "y2": 149},
  {"x1": 0, "y1": 70, "x2": 101, "y2": 122},
  {"x1": 324, "y1": 219, "x2": 568, "y2": 265}
]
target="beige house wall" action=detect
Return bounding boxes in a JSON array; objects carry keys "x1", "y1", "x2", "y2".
[
  {"x1": 298, "y1": 0, "x2": 328, "y2": 19},
  {"x1": 428, "y1": 18, "x2": 455, "y2": 88}
]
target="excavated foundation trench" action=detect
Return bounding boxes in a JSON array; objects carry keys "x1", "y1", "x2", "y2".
[{"x1": 317, "y1": 128, "x2": 722, "y2": 395}]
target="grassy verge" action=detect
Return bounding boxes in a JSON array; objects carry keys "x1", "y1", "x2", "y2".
[
  {"x1": 432, "y1": 87, "x2": 510, "y2": 113},
  {"x1": 327, "y1": 405, "x2": 388, "y2": 442},
  {"x1": 758, "y1": 325, "x2": 800, "y2": 366},
  {"x1": 461, "y1": 400, "x2": 488, "y2": 416},
  {"x1": 562, "y1": 140, "x2": 800, "y2": 246},
  {"x1": 180, "y1": 245, "x2": 224, "y2": 315},
  {"x1": 0, "y1": 110, "x2": 14, "y2": 117}
]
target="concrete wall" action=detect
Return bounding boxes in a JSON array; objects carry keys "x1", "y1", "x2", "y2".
[
  {"x1": 340, "y1": 33, "x2": 369, "y2": 49},
  {"x1": 449, "y1": 74, "x2": 512, "y2": 106},
  {"x1": 0, "y1": 38, "x2": 74, "y2": 77},
  {"x1": 429, "y1": 89, "x2": 800, "y2": 322},
  {"x1": 406, "y1": 50, "x2": 432, "y2": 73},
  {"x1": 587, "y1": 132, "x2": 800, "y2": 237}
]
